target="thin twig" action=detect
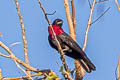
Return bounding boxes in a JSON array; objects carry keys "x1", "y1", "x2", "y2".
[
  {"x1": 115, "y1": 0, "x2": 120, "y2": 11},
  {"x1": 0, "y1": 53, "x2": 10, "y2": 58},
  {"x1": 95, "y1": 0, "x2": 109, "y2": 4},
  {"x1": 46, "y1": 11, "x2": 56, "y2": 15},
  {"x1": 91, "y1": 7, "x2": 110, "y2": 25},
  {"x1": 14, "y1": 0, "x2": 30, "y2": 74},
  {"x1": 14, "y1": 61, "x2": 33, "y2": 80},
  {"x1": 88, "y1": 0, "x2": 91, "y2": 8},
  {"x1": 38, "y1": 0, "x2": 72, "y2": 80},
  {"x1": 83, "y1": 0, "x2": 96, "y2": 51},
  {"x1": 2, "y1": 73, "x2": 45, "y2": 80}
]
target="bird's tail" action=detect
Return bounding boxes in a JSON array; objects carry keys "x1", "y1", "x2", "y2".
[{"x1": 79, "y1": 56, "x2": 96, "y2": 73}]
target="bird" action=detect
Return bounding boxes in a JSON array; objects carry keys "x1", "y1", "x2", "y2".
[{"x1": 48, "y1": 19, "x2": 96, "y2": 73}]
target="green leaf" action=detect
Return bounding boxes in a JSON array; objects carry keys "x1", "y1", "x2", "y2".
[
  {"x1": 38, "y1": 72, "x2": 43, "y2": 75},
  {"x1": 47, "y1": 73, "x2": 59, "y2": 80},
  {"x1": 59, "y1": 65, "x2": 63, "y2": 72}
]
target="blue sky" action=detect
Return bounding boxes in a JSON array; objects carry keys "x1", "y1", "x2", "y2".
[{"x1": 0, "y1": 0, "x2": 120, "y2": 80}]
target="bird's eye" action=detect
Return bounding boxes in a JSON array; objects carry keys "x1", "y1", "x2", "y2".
[{"x1": 57, "y1": 21, "x2": 62, "y2": 24}]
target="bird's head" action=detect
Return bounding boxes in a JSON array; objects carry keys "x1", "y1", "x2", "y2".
[
  {"x1": 52, "y1": 19, "x2": 63, "y2": 28},
  {"x1": 48, "y1": 19, "x2": 64, "y2": 37}
]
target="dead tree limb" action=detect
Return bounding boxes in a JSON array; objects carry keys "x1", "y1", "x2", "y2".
[
  {"x1": 38, "y1": 0, "x2": 72, "y2": 80},
  {"x1": 83, "y1": 0, "x2": 96, "y2": 51},
  {"x1": 14, "y1": 0, "x2": 30, "y2": 74}
]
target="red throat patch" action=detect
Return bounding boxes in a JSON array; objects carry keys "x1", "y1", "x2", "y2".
[{"x1": 48, "y1": 25, "x2": 64, "y2": 37}]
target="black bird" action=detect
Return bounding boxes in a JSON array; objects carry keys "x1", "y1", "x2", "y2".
[{"x1": 48, "y1": 19, "x2": 96, "y2": 73}]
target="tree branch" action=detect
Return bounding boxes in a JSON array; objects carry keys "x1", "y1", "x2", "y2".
[
  {"x1": 14, "y1": 61, "x2": 33, "y2": 80},
  {"x1": 75, "y1": 1, "x2": 96, "y2": 79},
  {"x1": 83, "y1": 0, "x2": 96, "y2": 51},
  {"x1": 64, "y1": 0, "x2": 75, "y2": 41},
  {"x1": 91, "y1": 7, "x2": 110, "y2": 25},
  {"x1": 88, "y1": 0, "x2": 91, "y2": 8},
  {"x1": 38, "y1": 0, "x2": 72, "y2": 80},
  {"x1": 64, "y1": 0, "x2": 87, "y2": 80},
  {"x1": 0, "y1": 41, "x2": 49, "y2": 73},
  {"x1": 14, "y1": 0, "x2": 30, "y2": 74},
  {"x1": 0, "y1": 53, "x2": 10, "y2": 58},
  {"x1": 2, "y1": 73, "x2": 45, "y2": 80},
  {"x1": 115, "y1": 0, "x2": 120, "y2": 11},
  {"x1": 71, "y1": 0, "x2": 76, "y2": 39},
  {"x1": 95, "y1": 0, "x2": 109, "y2": 4},
  {"x1": 0, "y1": 41, "x2": 54, "y2": 79}
]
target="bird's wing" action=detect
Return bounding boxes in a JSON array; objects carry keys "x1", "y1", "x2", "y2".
[
  {"x1": 48, "y1": 35, "x2": 64, "y2": 51},
  {"x1": 58, "y1": 32, "x2": 85, "y2": 56},
  {"x1": 58, "y1": 32, "x2": 96, "y2": 71}
]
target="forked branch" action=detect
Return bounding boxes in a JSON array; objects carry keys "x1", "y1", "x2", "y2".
[
  {"x1": 83, "y1": 0, "x2": 96, "y2": 51},
  {"x1": 14, "y1": 61, "x2": 33, "y2": 80},
  {"x1": 14, "y1": 0, "x2": 30, "y2": 74},
  {"x1": 64, "y1": 0, "x2": 87, "y2": 80},
  {"x1": 0, "y1": 41, "x2": 51, "y2": 73},
  {"x1": 0, "y1": 41, "x2": 54, "y2": 79},
  {"x1": 38, "y1": 0, "x2": 72, "y2": 80},
  {"x1": 91, "y1": 7, "x2": 110, "y2": 25},
  {"x1": 2, "y1": 73, "x2": 42, "y2": 80}
]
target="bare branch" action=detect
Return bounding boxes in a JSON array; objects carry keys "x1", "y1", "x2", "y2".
[
  {"x1": 0, "y1": 42, "x2": 53, "y2": 79},
  {"x1": 2, "y1": 73, "x2": 45, "y2": 80},
  {"x1": 38, "y1": 0, "x2": 72, "y2": 80},
  {"x1": 95, "y1": 0, "x2": 109, "y2": 4},
  {"x1": 83, "y1": 0, "x2": 96, "y2": 51},
  {"x1": 78, "y1": 1, "x2": 96, "y2": 78},
  {"x1": 64, "y1": 0, "x2": 75, "y2": 40},
  {"x1": 46, "y1": 11, "x2": 56, "y2": 15},
  {"x1": 91, "y1": 7, "x2": 110, "y2": 25},
  {"x1": 0, "y1": 53, "x2": 10, "y2": 58},
  {"x1": 14, "y1": 61, "x2": 33, "y2": 80},
  {"x1": 71, "y1": 0, "x2": 76, "y2": 39},
  {"x1": 74, "y1": 60, "x2": 85, "y2": 80},
  {"x1": 0, "y1": 41, "x2": 41, "y2": 72},
  {"x1": 115, "y1": 0, "x2": 120, "y2": 11},
  {"x1": 0, "y1": 41, "x2": 54, "y2": 75},
  {"x1": 88, "y1": 0, "x2": 91, "y2": 8},
  {"x1": 65, "y1": 0, "x2": 87, "y2": 79},
  {"x1": 14, "y1": 0, "x2": 30, "y2": 74}
]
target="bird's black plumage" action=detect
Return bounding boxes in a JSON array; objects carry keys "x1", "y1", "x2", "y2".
[{"x1": 48, "y1": 19, "x2": 96, "y2": 73}]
